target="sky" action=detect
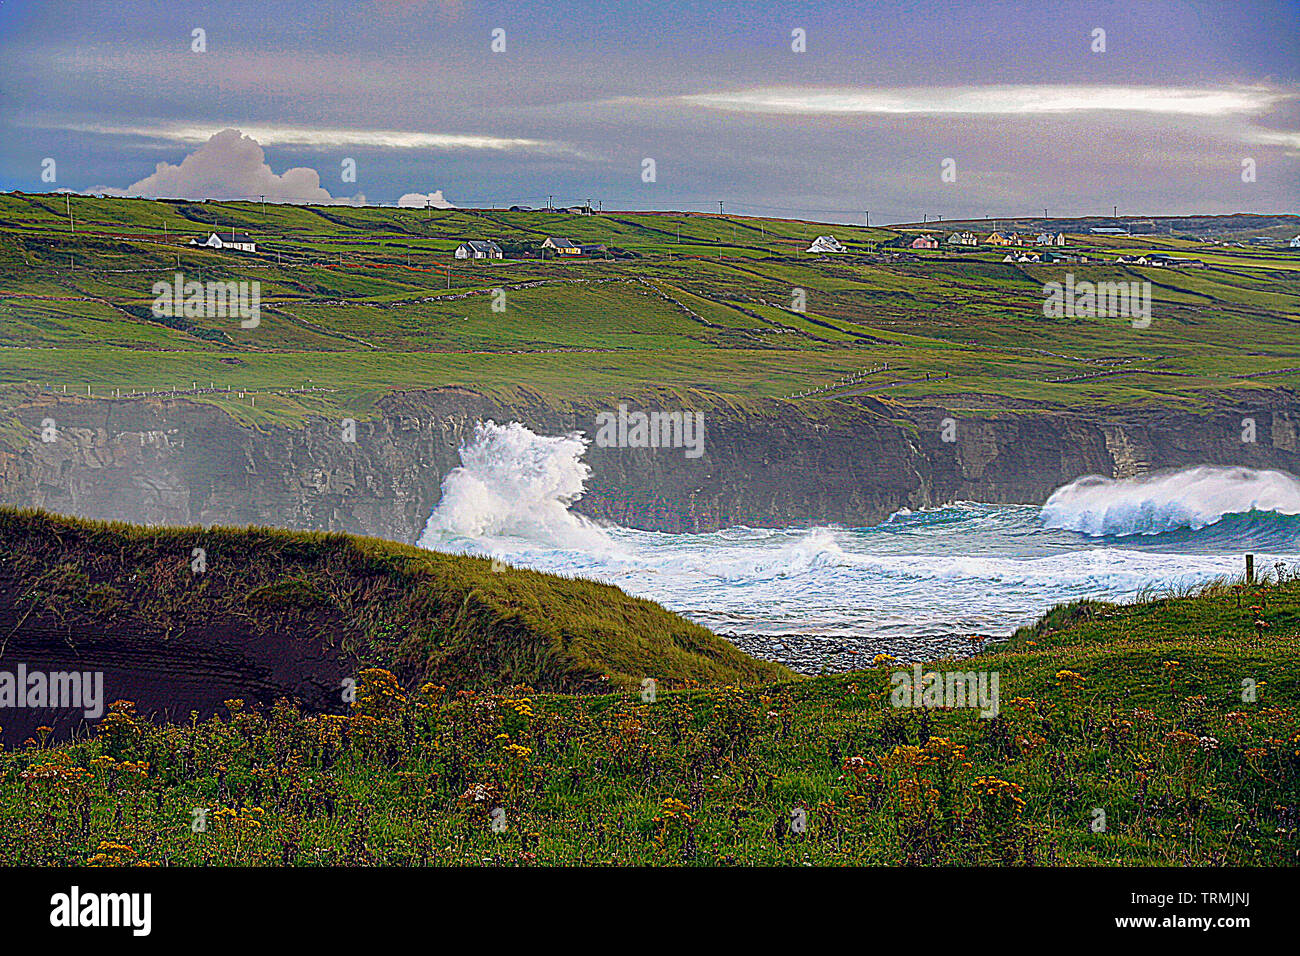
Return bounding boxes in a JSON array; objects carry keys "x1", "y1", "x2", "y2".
[{"x1": 1, "y1": 0, "x2": 1297, "y2": 223}]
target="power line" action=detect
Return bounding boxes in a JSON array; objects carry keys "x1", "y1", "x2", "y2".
[
  {"x1": 34, "y1": 190, "x2": 875, "y2": 216},
  {"x1": 33, "y1": 189, "x2": 1034, "y2": 226}
]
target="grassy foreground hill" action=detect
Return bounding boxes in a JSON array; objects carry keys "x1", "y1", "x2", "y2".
[
  {"x1": 0, "y1": 512, "x2": 1295, "y2": 865},
  {"x1": 0, "y1": 508, "x2": 788, "y2": 745}
]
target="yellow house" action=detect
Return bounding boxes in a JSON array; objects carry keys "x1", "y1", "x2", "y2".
[
  {"x1": 986, "y1": 232, "x2": 1012, "y2": 246},
  {"x1": 542, "y1": 237, "x2": 581, "y2": 255}
]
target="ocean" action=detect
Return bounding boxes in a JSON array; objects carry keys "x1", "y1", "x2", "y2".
[{"x1": 417, "y1": 421, "x2": 1300, "y2": 656}]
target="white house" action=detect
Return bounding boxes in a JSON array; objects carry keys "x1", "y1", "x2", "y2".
[
  {"x1": 454, "y1": 240, "x2": 503, "y2": 259},
  {"x1": 1035, "y1": 232, "x2": 1066, "y2": 246},
  {"x1": 947, "y1": 231, "x2": 978, "y2": 246},
  {"x1": 1290, "y1": 235, "x2": 1300, "y2": 248},
  {"x1": 190, "y1": 231, "x2": 256, "y2": 253},
  {"x1": 806, "y1": 235, "x2": 846, "y2": 253}
]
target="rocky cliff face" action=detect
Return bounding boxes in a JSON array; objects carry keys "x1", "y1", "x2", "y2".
[{"x1": 2, "y1": 389, "x2": 1297, "y2": 539}]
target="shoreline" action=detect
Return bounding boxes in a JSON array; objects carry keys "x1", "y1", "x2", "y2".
[{"x1": 721, "y1": 629, "x2": 993, "y2": 675}]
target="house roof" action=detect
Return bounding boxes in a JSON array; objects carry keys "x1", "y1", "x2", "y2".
[
  {"x1": 193, "y1": 232, "x2": 254, "y2": 245},
  {"x1": 461, "y1": 240, "x2": 501, "y2": 252},
  {"x1": 807, "y1": 235, "x2": 845, "y2": 251}
]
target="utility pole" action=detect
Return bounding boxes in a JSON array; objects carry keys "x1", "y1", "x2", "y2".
[
  {"x1": 717, "y1": 201, "x2": 724, "y2": 215},
  {"x1": 260, "y1": 195, "x2": 266, "y2": 215},
  {"x1": 66, "y1": 193, "x2": 73, "y2": 234}
]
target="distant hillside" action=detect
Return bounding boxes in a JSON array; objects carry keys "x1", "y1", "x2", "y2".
[
  {"x1": 891, "y1": 212, "x2": 1300, "y2": 238},
  {"x1": 2, "y1": 191, "x2": 1298, "y2": 427},
  {"x1": 0, "y1": 508, "x2": 790, "y2": 743}
]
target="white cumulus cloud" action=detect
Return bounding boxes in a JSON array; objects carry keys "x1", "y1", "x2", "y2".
[
  {"x1": 397, "y1": 190, "x2": 455, "y2": 208},
  {"x1": 96, "y1": 128, "x2": 364, "y2": 203}
]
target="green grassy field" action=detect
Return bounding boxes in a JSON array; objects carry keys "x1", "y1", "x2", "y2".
[
  {"x1": 0, "y1": 508, "x2": 789, "y2": 694},
  {"x1": 2, "y1": 192, "x2": 1298, "y2": 426},
  {"x1": 2, "y1": 560, "x2": 1295, "y2": 866}
]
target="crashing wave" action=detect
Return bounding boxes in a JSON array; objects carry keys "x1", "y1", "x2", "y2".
[
  {"x1": 1041, "y1": 466, "x2": 1300, "y2": 537},
  {"x1": 416, "y1": 420, "x2": 614, "y2": 554}
]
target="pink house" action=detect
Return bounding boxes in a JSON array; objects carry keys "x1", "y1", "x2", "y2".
[{"x1": 910, "y1": 235, "x2": 939, "y2": 249}]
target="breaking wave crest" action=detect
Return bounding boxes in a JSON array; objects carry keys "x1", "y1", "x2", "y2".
[
  {"x1": 1041, "y1": 466, "x2": 1300, "y2": 537},
  {"x1": 416, "y1": 420, "x2": 615, "y2": 554}
]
